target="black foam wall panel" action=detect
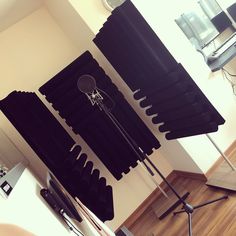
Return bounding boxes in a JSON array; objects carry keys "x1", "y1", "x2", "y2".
[
  {"x1": 59, "y1": 145, "x2": 114, "y2": 222},
  {"x1": 0, "y1": 91, "x2": 114, "y2": 222},
  {"x1": 93, "y1": 0, "x2": 225, "y2": 139},
  {"x1": 94, "y1": 4, "x2": 178, "y2": 92},
  {"x1": 39, "y1": 50, "x2": 161, "y2": 180},
  {"x1": 0, "y1": 91, "x2": 75, "y2": 171}
]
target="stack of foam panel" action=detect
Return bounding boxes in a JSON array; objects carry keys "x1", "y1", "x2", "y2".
[
  {"x1": 39, "y1": 50, "x2": 161, "y2": 180},
  {"x1": 58, "y1": 145, "x2": 114, "y2": 222},
  {"x1": 0, "y1": 91, "x2": 114, "y2": 222},
  {"x1": 0, "y1": 91, "x2": 74, "y2": 172},
  {"x1": 93, "y1": 0, "x2": 225, "y2": 140}
]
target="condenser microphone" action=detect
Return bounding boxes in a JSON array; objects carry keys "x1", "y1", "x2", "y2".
[
  {"x1": 77, "y1": 74, "x2": 103, "y2": 106},
  {"x1": 77, "y1": 74, "x2": 96, "y2": 93}
]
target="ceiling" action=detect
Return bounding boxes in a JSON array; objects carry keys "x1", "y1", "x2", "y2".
[{"x1": 0, "y1": 0, "x2": 43, "y2": 32}]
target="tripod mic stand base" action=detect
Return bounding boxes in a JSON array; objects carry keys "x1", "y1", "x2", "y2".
[
  {"x1": 173, "y1": 195, "x2": 228, "y2": 236},
  {"x1": 151, "y1": 189, "x2": 190, "y2": 220}
]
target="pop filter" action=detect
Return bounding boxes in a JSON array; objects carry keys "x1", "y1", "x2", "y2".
[{"x1": 77, "y1": 74, "x2": 96, "y2": 93}]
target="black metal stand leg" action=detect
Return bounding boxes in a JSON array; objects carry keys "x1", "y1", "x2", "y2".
[
  {"x1": 173, "y1": 208, "x2": 186, "y2": 215},
  {"x1": 174, "y1": 196, "x2": 228, "y2": 215},
  {"x1": 193, "y1": 195, "x2": 228, "y2": 209},
  {"x1": 173, "y1": 195, "x2": 228, "y2": 235},
  {"x1": 174, "y1": 195, "x2": 228, "y2": 215},
  {"x1": 159, "y1": 192, "x2": 190, "y2": 220}
]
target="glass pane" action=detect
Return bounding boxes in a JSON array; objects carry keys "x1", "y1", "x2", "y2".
[
  {"x1": 175, "y1": 16, "x2": 201, "y2": 48},
  {"x1": 198, "y1": 0, "x2": 222, "y2": 19},
  {"x1": 176, "y1": 4, "x2": 219, "y2": 49}
]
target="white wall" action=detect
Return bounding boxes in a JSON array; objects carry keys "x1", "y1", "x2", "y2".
[
  {"x1": 0, "y1": 7, "x2": 80, "y2": 99},
  {"x1": 44, "y1": 0, "x2": 95, "y2": 48},
  {"x1": 0, "y1": 125, "x2": 27, "y2": 169},
  {"x1": 0, "y1": 0, "x2": 43, "y2": 32},
  {"x1": 217, "y1": 0, "x2": 235, "y2": 9},
  {"x1": 68, "y1": 0, "x2": 110, "y2": 34}
]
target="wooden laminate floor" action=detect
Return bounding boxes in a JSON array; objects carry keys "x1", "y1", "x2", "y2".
[{"x1": 128, "y1": 176, "x2": 236, "y2": 236}]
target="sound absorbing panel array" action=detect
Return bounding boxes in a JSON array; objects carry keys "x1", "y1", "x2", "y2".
[
  {"x1": 39, "y1": 50, "x2": 161, "y2": 180},
  {"x1": 93, "y1": 0, "x2": 225, "y2": 140},
  {"x1": 0, "y1": 91, "x2": 114, "y2": 222}
]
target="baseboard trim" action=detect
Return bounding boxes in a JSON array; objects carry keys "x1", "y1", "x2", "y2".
[
  {"x1": 206, "y1": 140, "x2": 236, "y2": 178},
  {"x1": 117, "y1": 141, "x2": 236, "y2": 231},
  {"x1": 117, "y1": 170, "x2": 209, "y2": 231},
  {"x1": 172, "y1": 170, "x2": 207, "y2": 182},
  {"x1": 116, "y1": 171, "x2": 177, "y2": 231}
]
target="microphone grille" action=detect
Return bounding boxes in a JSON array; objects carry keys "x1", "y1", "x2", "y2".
[{"x1": 77, "y1": 74, "x2": 96, "y2": 93}]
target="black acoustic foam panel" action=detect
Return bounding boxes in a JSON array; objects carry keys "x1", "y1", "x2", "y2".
[
  {"x1": 39, "y1": 51, "x2": 161, "y2": 180},
  {"x1": 93, "y1": 0, "x2": 225, "y2": 140},
  {"x1": 94, "y1": 6, "x2": 178, "y2": 92},
  {"x1": 59, "y1": 145, "x2": 114, "y2": 222},
  {"x1": 0, "y1": 91, "x2": 114, "y2": 222},
  {"x1": 0, "y1": 91, "x2": 75, "y2": 171}
]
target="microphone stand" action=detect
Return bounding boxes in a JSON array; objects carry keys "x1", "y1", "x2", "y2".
[{"x1": 87, "y1": 90, "x2": 228, "y2": 236}]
